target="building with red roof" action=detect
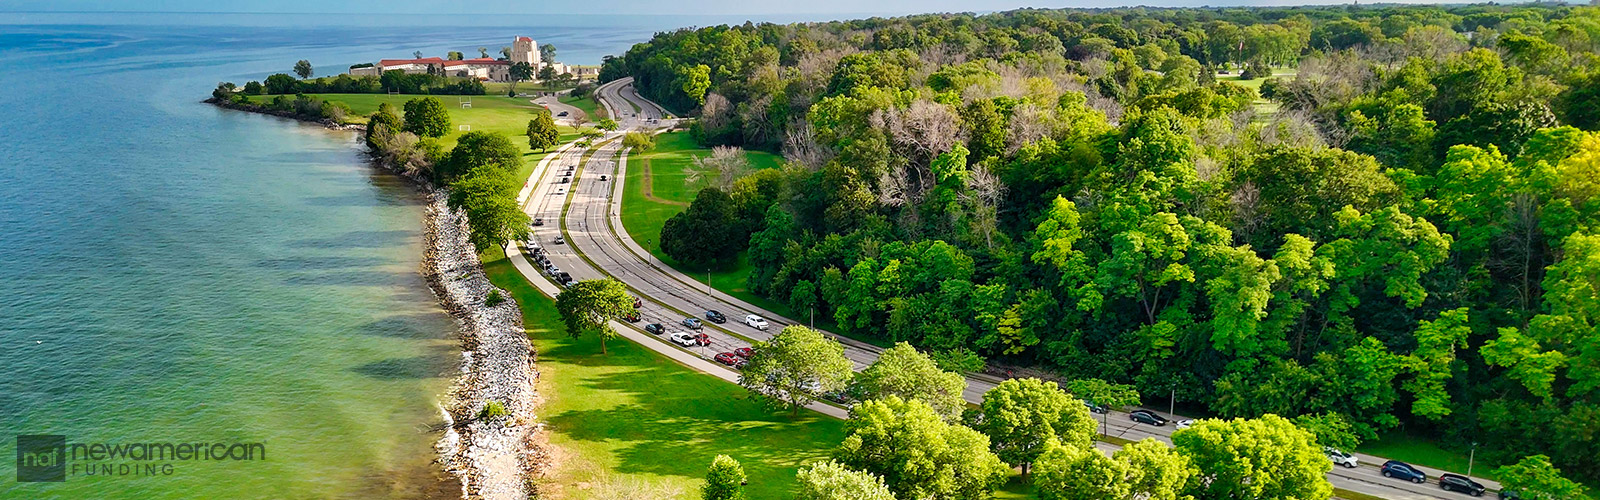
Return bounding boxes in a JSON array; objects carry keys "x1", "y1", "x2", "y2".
[{"x1": 348, "y1": 37, "x2": 536, "y2": 82}]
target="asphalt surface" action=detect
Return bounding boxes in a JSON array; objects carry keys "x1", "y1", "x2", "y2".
[{"x1": 508, "y1": 77, "x2": 1503, "y2": 500}]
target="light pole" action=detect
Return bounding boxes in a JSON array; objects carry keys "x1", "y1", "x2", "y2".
[
  {"x1": 1169, "y1": 387, "x2": 1176, "y2": 416},
  {"x1": 707, "y1": 268, "x2": 712, "y2": 295},
  {"x1": 1468, "y1": 442, "x2": 1478, "y2": 477}
]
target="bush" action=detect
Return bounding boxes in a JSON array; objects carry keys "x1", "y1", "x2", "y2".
[
  {"x1": 623, "y1": 131, "x2": 656, "y2": 152},
  {"x1": 486, "y1": 289, "x2": 505, "y2": 306},
  {"x1": 477, "y1": 400, "x2": 509, "y2": 421}
]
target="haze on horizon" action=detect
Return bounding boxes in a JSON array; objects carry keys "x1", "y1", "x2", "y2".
[{"x1": 0, "y1": 0, "x2": 1540, "y2": 17}]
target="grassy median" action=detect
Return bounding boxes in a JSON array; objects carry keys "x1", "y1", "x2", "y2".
[{"x1": 480, "y1": 248, "x2": 847, "y2": 499}]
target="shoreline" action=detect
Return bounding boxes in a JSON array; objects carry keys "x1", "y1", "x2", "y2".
[{"x1": 207, "y1": 98, "x2": 543, "y2": 500}]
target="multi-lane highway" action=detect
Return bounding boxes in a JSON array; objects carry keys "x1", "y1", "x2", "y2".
[{"x1": 514, "y1": 78, "x2": 1501, "y2": 500}]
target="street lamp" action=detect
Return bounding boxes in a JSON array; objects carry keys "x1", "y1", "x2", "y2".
[{"x1": 1468, "y1": 442, "x2": 1478, "y2": 477}]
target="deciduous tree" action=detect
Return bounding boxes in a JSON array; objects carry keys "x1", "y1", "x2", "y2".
[
  {"x1": 554, "y1": 278, "x2": 636, "y2": 354},
  {"x1": 740, "y1": 326, "x2": 853, "y2": 415}
]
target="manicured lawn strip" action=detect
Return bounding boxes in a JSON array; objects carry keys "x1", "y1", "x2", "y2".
[
  {"x1": 559, "y1": 95, "x2": 600, "y2": 118},
  {"x1": 1334, "y1": 488, "x2": 1387, "y2": 500},
  {"x1": 480, "y1": 248, "x2": 847, "y2": 499},
  {"x1": 1358, "y1": 431, "x2": 1497, "y2": 481}
]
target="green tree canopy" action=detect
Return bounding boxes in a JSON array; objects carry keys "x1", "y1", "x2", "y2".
[
  {"x1": 402, "y1": 97, "x2": 451, "y2": 138},
  {"x1": 554, "y1": 278, "x2": 637, "y2": 354},
  {"x1": 851, "y1": 342, "x2": 968, "y2": 421},
  {"x1": 740, "y1": 325, "x2": 854, "y2": 415},
  {"x1": 975, "y1": 378, "x2": 1098, "y2": 475},
  {"x1": 836, "y1": 396, "x2": 1010, "y2": 500}
]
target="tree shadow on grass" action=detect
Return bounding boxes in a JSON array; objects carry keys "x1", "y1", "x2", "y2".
[{"x1": 536, "y1": 336, "x2": 843, "y2": 487}]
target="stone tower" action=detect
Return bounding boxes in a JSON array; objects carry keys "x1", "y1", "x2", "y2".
[{"x1": 512, "y1": 36, "x2": 538, "y2": 65}]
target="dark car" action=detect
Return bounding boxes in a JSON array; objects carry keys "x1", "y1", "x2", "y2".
[
  {"x1": 1081, "y1": 400, "x2": 1109, "y2": 414},
  {"x1": 644, "y1": 323, "x2": 665, "y2": 335},
  {"x1": 705, "y1": 310, "x2": 727, "y2": 324},
  {"x1": 1381, "y1": 460, "x2": 1427, "y2": 484},
  {"x1": 1439, "y1": 474, "x2": 1485, "y2": 496},
  {"x1": 1500, "y1": 489, "x2": 1522, "y2": 499},
  {"x1": 1129, "y1": 410, "x2": 1169, "y2": 426},
  {"x1": 557, "y1": 111, "x2": 568, "y2": 117},
  {"x1": 600, "y1": 175, "x2": 609, "y2": 181},
  {"x1": 532, "y1": 218, "x2": 544, "y2": 226},
  {"x1": 733, "y1": 347, "x2": 752, "y2": 358},
  {"x1": 714, "y1": 352, "x2": 741, "y2": 366}
]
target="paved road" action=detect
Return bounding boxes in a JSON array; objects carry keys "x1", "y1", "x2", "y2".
[{"x1": 509, "y1": 79, "x2": 1501, "y2": 500}]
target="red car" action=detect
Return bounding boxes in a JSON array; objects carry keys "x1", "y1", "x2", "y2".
[
  {"x1": 624, "y1": 312, "x2": 641, "y2": 322},
  {"x1": 733, "y1": 347, "x2": 752, "y2": 358},
  {"x1": 714, "y1": 352, "x2": 741, "y2": 366},
  {"x1": 693, "y1": 333, "x2": 712, "y2": 346}
]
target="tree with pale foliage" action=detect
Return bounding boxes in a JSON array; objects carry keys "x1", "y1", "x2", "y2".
[
  {"x1": 975, "y1": 378, "x2": 1098, "y2": 476},
  {"x1": 293, "y1": 59, "x2": 313, "y2": 79},
  {"x1": 739, "y1": 326, "x2": 853, "y2": 415},
  {"x1": 1494, "y1": 455, "x2": 1590, "y2": 500},
  {"x1": 686, "y1": 146, "x2": 752, "y2": 191},
  {"x1": 1032, "y1": 443, "x2": 1129, "y2": 500},
  {"x1": 702, "y1": 454, "x2": 746, "y2": 500},
  {"x1": 1171, "y1": 414, "x2": 1332, "y2": 500},
  {"x1": 836, "y1": 396, "x2": 1010, "y2": 500},
  {"x1": 1113, "y1": 438, "x2": 1195, "y2": 500},
  {"x1": 554, "y1": 278, "x2": 637, "y2": 354},
  {"x1": 850, "y1": 342, "x2": 968, "y2": 421},
  {"x1": 795, "y1": 461, "x2": 897, "y2": 500}
]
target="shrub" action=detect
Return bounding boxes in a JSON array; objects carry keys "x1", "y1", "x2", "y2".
[
  {"x1": 477, "y1": 400, "x2": 509, "y2": 421},
  {"x1": 486, "y1": 289, "x2": 505, "y2": 306}
]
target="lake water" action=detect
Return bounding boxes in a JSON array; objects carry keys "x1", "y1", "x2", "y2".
[{"x1": 0, "y1": 13, "x2": 800, "y2": 499}]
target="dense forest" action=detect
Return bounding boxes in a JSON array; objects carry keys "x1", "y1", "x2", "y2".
[{"x1": 600, "y1": 3, "x2": 1600, "y2": 480}]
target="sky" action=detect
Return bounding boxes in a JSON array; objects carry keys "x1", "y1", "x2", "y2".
[{"x1": 0, "y1": 0, "x2": 1469, "y2": 16}]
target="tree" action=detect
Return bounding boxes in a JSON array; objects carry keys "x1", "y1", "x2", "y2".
[
  {"x1": 702, "y1": 455, "x2": 746, "y2": 500},
  {"x1": 293, "y1": 59, "x2": 313, "y2": 79},
  {"x1": 242, "y1": 80, "x2": 263, "y2": 95},
  {"x1": 739, "y1": 325, "x2": 853, "y2": 415},
  {"x1": 446, "y1": 51, "x2": 464, "y2": 61},
  {"x1": 1494, "y1": 455, "x2": 1589, "y2": 500},
  {"x1": 795, "y1": 461, "x2": 897, "y2": 500},
  {"x1": 976, "y1": 378, "x2": 1098, "y2": 476},
  {"x1": 1032, "y1": 444, "x2": 1130, "y2": 500},
  {"x1": 554, "y1": 278, "x2": 636, "y2": 354},
  {"x1": 478, "y1": 47, "x2": 488, "y2": 59},
  {"x1": 264, "y1": 73, "x2": 298, "y2": 94},
  {"x1": 679, "y1": 63, "x2": 712, "y2": 105},
  {"x1": 623, "y1": 131, "x2": 656, "y2": 152},
  {"x1": 540, "y1": 43, "x2": 556, "y2": 63},
  {"x1": 441, "y1": 131, "x2": 521, "y2": 182},
  {"x1": 836, "y1": 396, "x2": 1010, "y2": 500},
  {"x1": 660, "y1": 188, "x2": 741, "y2": 266},
  {"x1": 597, "y1": 118, "x2": 619, "y2": 131},
  {"x1": 526, "y1": 112, "x2": 559, "y2": 152},
  {"x1": 402, "y1": 97, "x2": 451, "y2": 138},
  {"x1": 1114, "y1": 438, "x2": 1195, "y2": 500},
  {"x1": 1292, "y1": 412, "x2": 1361, "y2": 452},
  {"x1": 365, "y1": 102, "x2": 403, "y2": 152},
  {"x1": 851, "y1": 342, "x2": 968, "y2": 421},
  {"x1": 1171, "y1": 415, "x2": 1333, "y2": 500},
  {"x1": 447, "y1": 166, "x2": 528, "y2": 251},
  {"x1": 510, "y1": 62, "x2": 535, "y2": 82},
  {"x1": 687, "y1": 146, "x2": 753, "y2": 192},
  {"x1": 413, "y1": 50, "x2": 424, "y2": 59}
]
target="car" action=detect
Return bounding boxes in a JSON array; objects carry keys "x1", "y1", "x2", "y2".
[
  {"x1": 1500, "y1": 489, "x2": 1522, "y2": 499},
  {"x1": 692, "y1": 333, "x2": 712, "y2": 346},
  {"x1": 1080, "y1": 400, "x2": 1108, "y2": 414},
  {"x1": 633, "y1": 296, "x2": 642, "y2": 308},
  {"x1": 1381, "y1": 460, "x2": 1427, "y2": 484},
  {"x1": 705, "y1": 310, "x2": 727, "y2": 323},
  {"x1": 644, "y1": 323, "x2": 665, "y2": 335},
  {"x1": 554, "y1": 235, "x2": 565, "y2": 245},
  {"x1": 599, "y1": 175, "x2": 608, "y2": 181},
  {"x1": 1439, "y1": 474, "x2": 1485, "y2": 496},
  {"x1": 1129, "y1": 410, "x2": 1169, "y2": 426},
  {"x1": 532, "y1": 218, "x2": 544, "y2": 226},
  {"x1": 623, "y1": 312, "x2": 640, "y2": 322},
  {"x1": 559, "y1": 177, "x2": 570, "y2": 183},
  {"x1": 682, "y1": 317, "x2": 702, "y2": 330},
  {"x1": 669, "y1": 332, "x2": 697, "y2": 347},
  {"x1": 714, "y1": 352, "x2": 741, "y2": 366},
  {"x1": 1174, "y1": 419, "x2": 1195, "y2": 429},
  {"x1": 557, "y1": 111, "x2": 569, "y2": 117},
  {"x1": 744, "y1": 315, "x2": 769, "y2": 330},
  {"x1": 1325, "y1": 447, "x2": 1358, "y2": 468},
  {"x1": 733, "y1": 347, "x2": 752, "y2": 358}
]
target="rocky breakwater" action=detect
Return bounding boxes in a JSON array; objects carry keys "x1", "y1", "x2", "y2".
[{"x1": 423, "y1": 191, "x2": 542, "y2": 500}]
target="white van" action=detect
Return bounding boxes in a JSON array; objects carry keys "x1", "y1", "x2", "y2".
[{"x1": 744, "y1": 315, "x2": 769, "y2": 330}]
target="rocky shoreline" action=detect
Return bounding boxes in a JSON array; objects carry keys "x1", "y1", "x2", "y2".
[
  {"x1": 208, "y1": 99, "x2": 543, "y2": 500},
  {"x1": 422, "y1": 191, "x2": 543, "y2": 500}
]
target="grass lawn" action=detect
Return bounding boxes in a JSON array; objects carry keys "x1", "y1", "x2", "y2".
[
  {"x1": 479, "y1": 248, "x2": 849, "y2": 499},
  {"x1": 560, "y1": 95, "x2": 600, "y2": 118},
  {"x1": 1222, "y1": 68, "x2": 1295, "y2": 120},
  {"x1": 614, "y1": 132, "x2": 871, "y2": 342},
  {"x1": 252, "y1": 93, "x2": 581, "y2": 181},
  {"x1": 1358, "y1": 431, "x2": 1496, "y2": 480}
]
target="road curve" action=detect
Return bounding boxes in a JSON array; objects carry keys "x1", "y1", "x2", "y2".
[{"x1": 510, "y1": 79, "x2": 1499, "y2": 500}]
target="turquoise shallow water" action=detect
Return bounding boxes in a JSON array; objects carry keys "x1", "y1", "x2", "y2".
[{"x1": 0, "y1": 20, "x2": 663, "y2": 499}]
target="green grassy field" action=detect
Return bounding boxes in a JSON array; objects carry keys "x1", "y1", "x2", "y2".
[
  {"x1": 254, "y1": 93, "x2": 581, "y2": 180},
  {"x1": 1221, "y1": 69, "x2": 1294, "y2": 119},
  {"x1": 1359, "y1": 431, "x2": 1495, "y2": 480},
  {"x1": 479, "y1": 248, "x2": 848, "y2": 499},
  {"x1": 560, "y1": 95, "x2": 600, "y2": 119}
]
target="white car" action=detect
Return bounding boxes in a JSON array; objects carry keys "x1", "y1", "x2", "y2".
[
  {"x1": 744, "y1": 315, "x2": 769, "y2": 330},
  {"x1": 669, "y1": 332, "x2": 697, "y2": 347},
  {"x1": 1174, "y1": 419, "x2": 1195, "y2": 429},
  {"x1": 1325, "y1": 447, "x2": 1358, "y2": 468}
]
